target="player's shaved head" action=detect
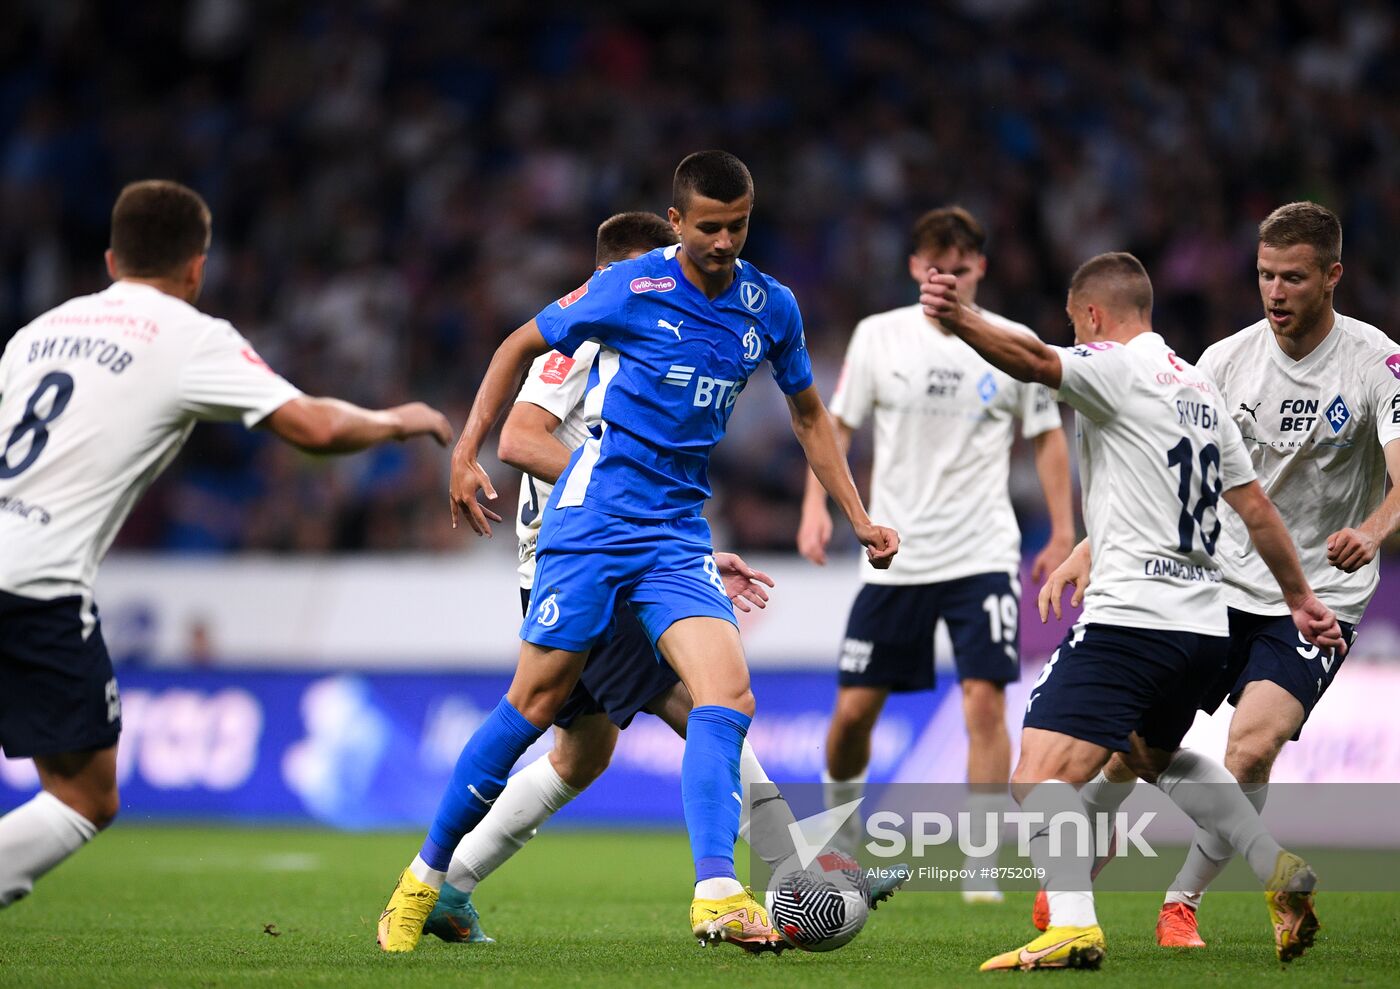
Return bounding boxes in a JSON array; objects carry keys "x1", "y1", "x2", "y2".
[
  {"x1": 1069, "y1": 252, "x2": 1153, "y2": 319},
  {"x1": 109, "y1": 180, "x2": 212, "y2": 278},
  {"x1": 1258, "y1": 201, "x2": 1342, "y2": 271},
  {"x1": 672, "y1": 151, "x2": 753, "y2": 214},
  {"x1": 595, "y1": 212, "x2": 677, "y2": 266}
]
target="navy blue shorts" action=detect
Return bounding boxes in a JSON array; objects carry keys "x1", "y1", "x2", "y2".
[
  {"x1": 837, "y1": 573, "x2": 1022, "y2": 692},
  {"x1": 0, "y1": 590, "x2": 122, "y2": 758},
  {"x1": 520, "y1": 588, "x2": 680, "y2": 731},
  {"x1": 1022, "y1": 623, "x2": 1229, "y2": 753},
  {"x1": 1198, "y1": 609, "x2": 1356, "y2": 741}
]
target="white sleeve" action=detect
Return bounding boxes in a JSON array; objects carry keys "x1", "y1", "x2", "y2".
[
  {"x1": 0, "y1": 336, "x2": 15, "y2": 406},
  {"x1": 515, "y1": 342, "x2": 596, "y2": 421},
  {"x1": 1053, "y1": 342, "x2": 1134, "y2": 423},
  {"x1": 1370, "y1": 352, "x2": 1400, "y2": 448},
  {"x1": 177, "y1": 320, "x2": 303, "y2": 427},
  {"x1": 828, "y1": 322, "x2": 875, "y2": 429},
  {"x1": 1218, "y1": 410, "x2": 1257, "y2": 489},
  {"x1": 1018, "y1": 380, "x2": 1063, "y2": 438}
]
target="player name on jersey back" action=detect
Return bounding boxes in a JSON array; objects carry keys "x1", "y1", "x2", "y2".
[
  {"x1": 1054, "y1": 332, "x2": 1257, "y2": 635},
  {"x1": 1200, "y1": 314, "x2": 1400, "y2": 622},
  {"x1": 0, "y1": 281, "x2": 301, "y2": 603}
]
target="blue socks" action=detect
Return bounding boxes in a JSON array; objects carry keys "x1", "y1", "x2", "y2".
[
  {"x1": 684, "y1": 705, "x2": 752, "y2": 882},
  {"x1": 419, "y1": 698, "x2": 544, "y2": 871}
]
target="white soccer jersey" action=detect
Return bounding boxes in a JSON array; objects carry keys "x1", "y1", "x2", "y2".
[
  {"x1": 829, "y1": 303, "x2": 1062, "y2": 585},
  {"x1": 0, "y1": 281, "x2": 301, "y2": 614},
  {"x1": 1055, "y1": 332, "x2": 1257, "y2": 635},
  {"x1": 513, "y1": 343, "x2": 597, "y2": 587},
  {"x1": 1198, "y1": 314, "x2": 1400, "y2": 623}
]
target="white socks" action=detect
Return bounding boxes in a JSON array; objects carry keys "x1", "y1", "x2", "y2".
[
  {"x1": 1078, "y1": 771, "x2": 1138, "y2": 869},
  {"x1": 1155, "y1": 750, "x2": 1279, "y2": 894},
  {"x1": 408, "y1": 855, "x2": 446, "y2": 890},
  {"x1": 821, "y1": 768, "x2": 867, "y2": 853},
  {"x1": 962, "y1": 791, "x2": 1005, "y2": 886},
  {"x1": 0, "y1": 791, "x2": 98, "y2": 908},
  {"x1": 444, "y1": 753, "x2": 581, "y2": 892},
  {"x1": 1023, "y1": 780, "x2": 1098, "y2": 928},
  {"x1": 1164, "y1": 770, "x2": 1270, "y2": 909},
  {"x1": 738, "y1": 741, "x2": 798, "y2": 868}
]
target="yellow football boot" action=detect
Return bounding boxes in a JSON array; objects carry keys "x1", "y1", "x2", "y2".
[
  {"x1": 377, "y1": 868, "x2": 440, "y2": 952},
  {"x1": 1265, "y1": 851, "x2": 1319, "y2": 963},
  {"x1": 979, "y1": 924, "x2": 1106, "y2": 971},
  {"x1": 690, "y1": 888, "x2": 784, "y2": 953}
]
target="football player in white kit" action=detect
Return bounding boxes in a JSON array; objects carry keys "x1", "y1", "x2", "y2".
[
  {"x1": 1037, "y1": 203, "x2": 1400, "y2": 950},
  {"x1": 0, "y1": 180, "x2": 453, "y2": 909},
  {"x1": 920, "y1": 252, "x2": 1347, "y2": 971},
  {"x1": 796, "y1": 207, "x2": 1074, "y2": 901}
]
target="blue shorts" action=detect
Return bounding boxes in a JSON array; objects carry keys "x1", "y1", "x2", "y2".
[
  {"x1": 0, "y1": 590, "x2": 121, "y2": 758},
  {"x1": 1023, "y1": 623, "x2": 1229, "y2": 753},
  {"x1": 519, "y1": 588, "x2": 680, "y2": 731},
  {"x1": 524, "y1": 504, "x2": 738, "y2": 652},
  {"x1": 837, "y1": 573, "x2": 1022, "y2": 692},
  {"x1": 1198, "y1": 609, "x2": 1356, "y2": 741}
]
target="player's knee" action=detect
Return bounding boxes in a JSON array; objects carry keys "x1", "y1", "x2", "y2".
[
  {"x1": 62, "y1": 785, "x2": 119, "y2": 831},
  {"x1": 508, "y1": 682, "x2": 572, "y2": 728},
  {"x1": 831, "y1": 697, "x2": 882, "y2": 738},
  {"x1": 961, "y1": 680, "x2": 1007, "y2": 738},
  {"x1": 730, "y1": 687, "x2": 755, "y2": 719},
  {"x1": 1224, "y1": 743, "x2": 1277, "y2": 789},
  {"x1": 91, "y1": 789, "x2": 120, "y2": 830},
  {"x1": 549, "y1": 746, "x2": 610, "y2": 790}
]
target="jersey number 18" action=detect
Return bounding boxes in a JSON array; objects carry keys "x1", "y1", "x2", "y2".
[{"x1": 1166, "y1": 437, "x2": 1221, "y2": 555}]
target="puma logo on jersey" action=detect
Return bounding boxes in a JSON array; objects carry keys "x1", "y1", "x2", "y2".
[
  {"x1": 658, "y1": 318, "x2": 684, "y2": 340},
  {"x1": 1239, "y1": 401, "x2": 1261, "y2": 422}
]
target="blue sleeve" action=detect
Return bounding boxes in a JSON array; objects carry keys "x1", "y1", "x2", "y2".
[
  {"x1": 534, "y1": 267, "x2": 632, "y2": 358},
  {"x1": 767, "y1": 287, "x2": 814, "y2": 395}
]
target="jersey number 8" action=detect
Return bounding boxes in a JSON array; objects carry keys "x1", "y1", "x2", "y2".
[{"x1": 0, "y1": 372, "x2": 74, "y2": 479}]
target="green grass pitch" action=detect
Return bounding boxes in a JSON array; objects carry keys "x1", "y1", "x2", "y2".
[{"x1": 1, "y1": 825, "x2": 1397, "y2": 987}]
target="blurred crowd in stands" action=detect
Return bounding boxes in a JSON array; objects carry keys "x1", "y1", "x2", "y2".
[{"x1": 1, "y1": 0, "x2": 1397, "y2": 554}]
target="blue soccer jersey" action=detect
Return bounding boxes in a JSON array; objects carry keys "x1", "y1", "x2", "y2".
[{"x1": 534, "y1": 244, "x2": 813, "y2": 519}]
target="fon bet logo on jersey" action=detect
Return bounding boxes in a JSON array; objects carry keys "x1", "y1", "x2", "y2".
[{"x1": 1199, "y1": 313, "x2": 1400, "y2": 623}]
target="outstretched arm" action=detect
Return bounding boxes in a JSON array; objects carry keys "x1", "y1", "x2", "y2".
[
  {"x1": 787, "y1": 385, "x2": 898, "y2": 569},
  {"x1": 263, "y1": 397, "x2": 452, "y2": 453},
  {"x1": 450, "y1": 319, "x2": 553, "y2": 534},
  {"x1": 919, "y1": 271, "x2": 1062, "y2": 387},
  {"x1": 1327, "y1": 438, "x2": 1400, "y2": 572},
  {"x1": 1222, "y1": 480, "x2": 1346, "y2": 653}
]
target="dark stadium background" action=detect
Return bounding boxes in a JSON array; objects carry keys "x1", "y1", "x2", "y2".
[{"x1": 2, "y1": 0, "x2": 1396, "y2": 556}]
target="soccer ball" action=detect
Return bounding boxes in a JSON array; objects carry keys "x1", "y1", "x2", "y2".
[{"x1": 764, "y1": 848, "x2": 870, "y2": 952}]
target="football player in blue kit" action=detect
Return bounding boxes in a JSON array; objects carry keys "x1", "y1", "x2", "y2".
[{"x1": 377, "y1": 151, "x2": 899, "y2": 953}]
